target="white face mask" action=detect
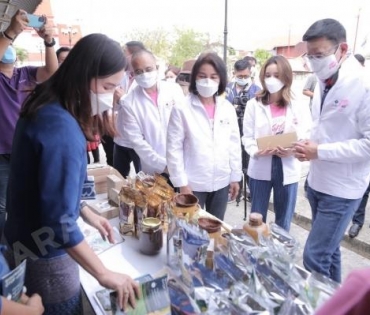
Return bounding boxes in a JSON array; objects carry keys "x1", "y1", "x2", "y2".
[
  {"x1": 1, "y1": 46, "x2": 16, "y2": 64},
  {"x1": 264, "y1": 77, "x2": 284, "y2": 94},
  {"x1": 165, "y1": 77, "x2": 176, "y2": 83},
  {"x1": 236, "y1": 77, "x2": 251, "y2": 87},
  {"x1": 196, "y1": 78, "x2": 219, "y2": 98},
  {"x1": 308, "y1": 54, "x2": 340, "y2": 81},
  {"x1": 90, "y1": 91, "x2": 114, "y2": 116},
  {"x1": 135, "y1": 71, "x2": 158, "y2": 88}
]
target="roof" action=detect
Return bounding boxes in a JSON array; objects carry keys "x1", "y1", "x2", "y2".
[
  {"x1": 288, "y1": 57, "x2": 311, "y2": 73},
  {"x1": 0, "y1": 0, "x2": 42, "y2": 31}
]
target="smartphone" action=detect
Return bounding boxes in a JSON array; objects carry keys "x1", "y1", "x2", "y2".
[{"x1": 27, "y1": 14, "x2": 46, "y2": 28}]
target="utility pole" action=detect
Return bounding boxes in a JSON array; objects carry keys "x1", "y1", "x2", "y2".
[
  {"x1": 223, "y1": 0, "x2": 228, "y2": 63},
  {"x1": 353, "y1": 8, "x2": 361, "y2": 53},
  {"x1": 287, "y1": 25, "x2": 291, "y2": 58}
]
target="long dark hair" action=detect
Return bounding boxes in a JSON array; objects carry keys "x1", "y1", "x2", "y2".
[{"x1": 20, "y1": 33, "x2": 127, "y2": 139}]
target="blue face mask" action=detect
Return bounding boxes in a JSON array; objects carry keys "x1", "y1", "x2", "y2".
[{"x1": 1, "y1": 46, "x2": 16, "y2": 64}]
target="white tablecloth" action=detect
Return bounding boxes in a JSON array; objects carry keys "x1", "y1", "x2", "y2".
[{"x1": 79, "y1": 217, "x2": 167, "y2": 315}]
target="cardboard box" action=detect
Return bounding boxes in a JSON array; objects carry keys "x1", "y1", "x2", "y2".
[
  {"x1": 256, "y1": 132, "x2": 297, "y2": 151},
  {"x1": 108, "y1": 188, "x2": 120, "y2": 206},
  {"x1": 107, "y1": 175, "x2": 125, "y2": 193},
  {"x1": 86, "y1": 199, "x2": 119, "y2": 219},
  {"x1": 87, "y1": 165, "x2": 124, "y2": 194}
]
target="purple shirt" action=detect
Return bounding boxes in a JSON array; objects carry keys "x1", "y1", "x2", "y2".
[{"x1": 0, "y1": 66, "x2": 38, "y2": 154}]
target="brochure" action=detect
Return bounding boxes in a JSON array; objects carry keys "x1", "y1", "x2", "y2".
[
  {"x1": 1, "y1": 260, "x2": 26, "y2": 301},
  {"x1": 95, "y1": 274, "x2": 171, "y2": 315},
  {"x1": 84, "y1": 226, "x2": 124, "y2": 255}
]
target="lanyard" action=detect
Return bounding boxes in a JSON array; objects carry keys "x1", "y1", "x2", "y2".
[
  {"x1": 320, "y1": 71, "x2": 339, "y2": 114},
  {"x1": 320, "y1": 86, "x2": 331, "y2": 113}
]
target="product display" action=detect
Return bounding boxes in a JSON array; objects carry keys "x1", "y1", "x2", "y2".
[{"x1": 81, "y1": 171, "x2": 338, "y2": 315}]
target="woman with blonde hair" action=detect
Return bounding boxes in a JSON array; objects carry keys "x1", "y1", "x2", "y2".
[{"x1": 242, "y1": 55, "x2": 310, "y2": 231}]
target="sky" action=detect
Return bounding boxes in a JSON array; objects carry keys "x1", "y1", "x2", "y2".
[{"x1": 50, "y1": 0, "x2": 370, "y2": 54}]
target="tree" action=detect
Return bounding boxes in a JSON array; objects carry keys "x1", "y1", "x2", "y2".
[
  {"x1": 14, "y1": 46, "x2": 28, "y2": 64},
  {"x1": 169, "y1": 28, "x2": 206, "y2": 67},
  {"x1": 254, "y1": 49, "x2": 272, "y2": 67},
  {"x1": 124, "y1": 28, "x2": 172, "y2": 61}
]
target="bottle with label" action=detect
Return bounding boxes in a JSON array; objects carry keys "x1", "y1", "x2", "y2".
[
  {"x1": 139, "y1": 217, "x2": 163, "y2": 255},
  {"x1": 243, "y1": 212, "x2": 269, "y2": 244}
]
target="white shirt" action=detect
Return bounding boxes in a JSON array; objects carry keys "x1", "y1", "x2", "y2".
[
  {"x1": 308, "y1": 55, "x2": 370, "y2": 199},
  {"x1": 167, "y1": 94, "x2": 242, "y2": 192},
  {"x1": 242, "y1": 98, "x2": 311, "y2": 185},
  {"x1": 114, "y1": 80, "x2": 138, "y2": 147},
  {"x1": 118, "y1": 80, "x2": 185, "y2": 175}
]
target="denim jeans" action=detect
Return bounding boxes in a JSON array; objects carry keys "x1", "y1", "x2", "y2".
[
  {"x1": 249, "y1": 156, "x2": 298, "y2": 231},
  {"x1": 113, "y1": 144, "x2": 141, "y2": 177},
  {"x1": 352, "y1": 182, "x2": 370, "y2": 226},
  {"x1": 304, "y1": 185, "x2": 362, "y2": 283},
  {"x1": 193, "y1": 185, "x2": 229, "y2": 221},
  {"x1": 0, "y1": 155, "x2": 10, "y2": 235}
]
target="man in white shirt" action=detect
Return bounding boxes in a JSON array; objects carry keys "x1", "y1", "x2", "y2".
[
  {"x1": 294, "y1": 19, "x2": 370, "y2": 283},
  {"x1": 113, "y1": 41, "x2": 145, "y2": 175},
  {"x1": 120, "y1": 49, "x2": 185, "y2": 175}
]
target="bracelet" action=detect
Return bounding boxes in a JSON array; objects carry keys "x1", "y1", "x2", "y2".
[
  {"x1": 44, "y1": 37, "x2": 56, "y2": 47},
  {"x1": 79, "y1": 201, "x2": 88, "y2": 212},
  {"x1": 2, "y1": 31, "x2": 14, "y2": 41}
]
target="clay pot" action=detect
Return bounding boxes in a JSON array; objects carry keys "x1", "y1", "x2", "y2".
[
  {"x1": 174, "y1": 193, "x2": 198, "y2": 208},
  {"x1": 198, "y1": 217, "x2": 222, "y2": 234}
]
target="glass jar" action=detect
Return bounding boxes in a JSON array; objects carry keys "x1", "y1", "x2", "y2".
[
  {"x1": 139, "y1": 218, "x2": 163, "y2": 255},
  {"x1": 243, "y1": 212, "x2": 269, "y2": 244}
]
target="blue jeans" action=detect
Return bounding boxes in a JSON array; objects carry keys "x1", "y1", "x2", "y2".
[
  {"x1": 352, "y1": 182, "x2": 370, "y2": 226},
  {"x1": 193, "y1": 185, "x2": 229, "y2": 221},
  {"x1": 0, "y1": 155, "x2": 10, "y2": 235},
  {"x1": 249, "y1": 156, "x2": 298, "y2": 231},
  {"x1": 304, "y1": 185, "x2": 361, "y2": 283}
]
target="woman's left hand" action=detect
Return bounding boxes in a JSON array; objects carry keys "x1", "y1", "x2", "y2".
[
  {"x1": 80, "y1": 206, "x2": 115, "y2": 244},
  {"x1": 229, "y1": 182, "x2": 240, "y2": 201},
  {"x1": 275, "y1": 146, "x2": 293, "y2": 158}
]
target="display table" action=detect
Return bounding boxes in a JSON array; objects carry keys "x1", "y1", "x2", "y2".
[{"x1": 79, "y1": 217, "x2": 167, "y2": 315}]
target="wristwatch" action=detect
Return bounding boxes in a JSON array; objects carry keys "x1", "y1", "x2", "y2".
[{"x1": 44, "y1": 37, "x2": 56, "y2": 47}]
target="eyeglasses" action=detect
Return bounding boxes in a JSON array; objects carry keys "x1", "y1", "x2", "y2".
[
  {"x1": 236, "y1": 75, "x2": 250, "y2": 79},
  {"x1": 134, "y1": 67, "x2": 155, "y2": 76},
  {"x1": 305, "y1": 44, "x2": 340, "y2": 61}
]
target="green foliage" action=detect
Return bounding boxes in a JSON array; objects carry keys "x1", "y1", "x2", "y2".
[
  {"x1": 254, "y1": 48, "x2": 272, "y2": 67},
  {"x1": 228, "y1": 46, "x2": 236, "y2": 56},
  {"x1": 168, "y1": 28, "x2": 206, "y2": 67},
  {"x1": 123, "y1": 27, "x2": 208, "y2": 67},
  {"x1": 14, "y1": 46, "x2": 28, "y2": 64},
  {"x1": 125, "y1": 28, "x2": 172, "y2": 61}
]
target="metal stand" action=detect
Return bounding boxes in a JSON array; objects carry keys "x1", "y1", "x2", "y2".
[
  {"x1": 243, "y1": 170, "x2": 248, "y2": 220},
  {"x1": 236, "y1": 146, "x2": 249, "y2": 221}
]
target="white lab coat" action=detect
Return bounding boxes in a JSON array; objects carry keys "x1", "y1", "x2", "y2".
[
  {"x1": 308, "y1": 54, "x2": 370, "y2": 199},
  {"x1": 119, "y1": 80, "x2": 185, "y2": 175},
  {"x1": 114, "y1": 80, "x2": 137, "y2": 147},
  {"x1": 167, "y1": 94, "x2": 242, "y2": 192},
  {"x1": 242, "y1": 98, "x2": 310, "y2": 185}
]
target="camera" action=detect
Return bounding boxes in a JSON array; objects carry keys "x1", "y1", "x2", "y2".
[
  {"x1": 233, "y1": 90, "x2": 250, "y2": 118},
  {"x1": 234, "y1": 90, "x2": 250, "y2": 107}
]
